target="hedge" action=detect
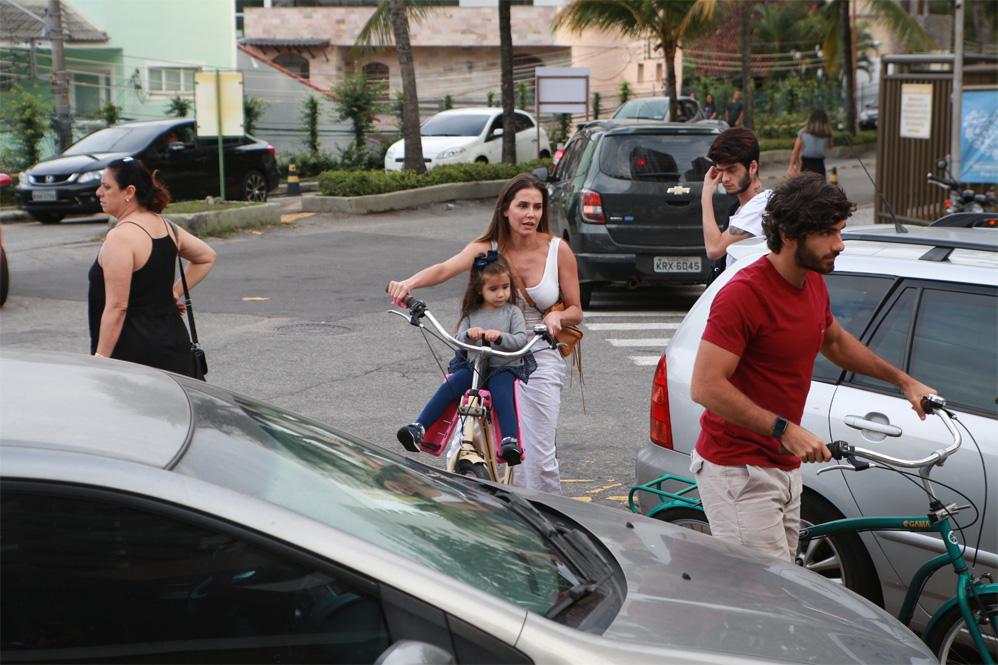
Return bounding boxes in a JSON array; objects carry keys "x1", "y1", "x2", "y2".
[{"x1": 317, "y1": 159, "x2": 552, "y2": 197}]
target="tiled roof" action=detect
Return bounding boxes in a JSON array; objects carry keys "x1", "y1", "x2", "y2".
[
  {"x1": 240, "y1": 38, "x2": 330, "y2": 48},
  {"x1": 0, "y1": 0, "x2": 109, "y2": 44}
]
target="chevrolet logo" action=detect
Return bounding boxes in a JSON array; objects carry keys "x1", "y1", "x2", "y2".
[
  {"x1": 46, "y1": 175, "x2": 55, "y2": 183},
  {"x1": 667, "y1": 185, "x2": 690, "y2": 195}
]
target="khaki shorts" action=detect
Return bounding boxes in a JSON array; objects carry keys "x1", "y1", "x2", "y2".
[{"x1": 691, "y1": 449, "x2": 802, "y2": 562}]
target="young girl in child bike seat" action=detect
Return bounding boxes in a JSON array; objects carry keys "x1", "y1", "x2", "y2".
[{"x1": 397, "y1": 251, "x2": 536, "y2": 465}]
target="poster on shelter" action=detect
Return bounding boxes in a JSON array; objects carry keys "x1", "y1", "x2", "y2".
[
  {"x1": 959, "y1": 90, "x2": 998, "y2": 184},
  {"x1": 899, "y1": 84, "x2": 932, "y2": 139}
]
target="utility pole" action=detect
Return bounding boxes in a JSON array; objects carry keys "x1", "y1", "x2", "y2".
[
  {"x1": 47, "y1": 0, "x2": 73, "y2": 151},
  {"x1": 951, "y1": 1, "x2": 964, "y2": 181}
]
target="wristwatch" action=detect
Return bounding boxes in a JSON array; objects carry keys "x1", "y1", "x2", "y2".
[{"x1": 771, "y1": 416, "x2": 789, "y2": 440}]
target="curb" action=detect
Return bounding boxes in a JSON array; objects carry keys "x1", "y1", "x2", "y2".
[
  {"x1": 161, "y1": 202, "x2": 282, "y2": 235},
  {"x1": 0, "y1": 209, "x2": 32, "y2": 223},
  {"x1": 302, "y1": 180, "x2": 508, "y2": 215}
]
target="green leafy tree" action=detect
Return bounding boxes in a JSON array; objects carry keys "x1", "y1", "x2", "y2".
[
  {"x1": 487, "y1": 91, "x2": 496, "y2": 107},
  {"x1": 356, "y1": 0, "x2": 445, "y2": 173},
  {"x1": 300, "y1": 95, "x2": 322, "y2": 155},
  {"x1": 98, "y1": 101, "x2": 122, "y2": 127},
  {"x1": 331, "y1": 69, "x2": 388, "y2": 169},
  {"x1": 0, "y1": 85, "x2": 53, "y2": 168},
  {"x1": 443, "y1": 94, "x2": 454, "y2": 110},
  {"x1": 618, "y1": 80, "x2": 634, "y2": 106},
  {"x1": 244, "y1": 96, "x2": 268, "y2": 136},
  {"x1": 166, "y1": 96, "x2": 193, "y2": 118},
  {"x1": 556, "y1": 0, "x2": 711, "y2": 125},
  {"x1": 592, "y1": 91, "x2": 602, "y2": 119},
  {"x1": 516, "y1": 81, "x2": 528, "y2": 110}
]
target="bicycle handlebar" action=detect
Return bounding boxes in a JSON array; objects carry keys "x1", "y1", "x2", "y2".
[
  {"x1": 826, "y1": 395, "x2": 961, "y2": 471},
  {"x1": 393, "y1": 296, "x2": 557, "y2": 358}
]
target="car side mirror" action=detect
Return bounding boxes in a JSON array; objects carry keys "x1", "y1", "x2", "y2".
[
  {"x1": 375, "y1": 640, "x2": 454, "y2": 665},
  {"x1": 935, "y1": 158, "x2": 948, "y2": 171},
  {"x1": 532, "y1": 166, "x2": 550, "y2": 183}
]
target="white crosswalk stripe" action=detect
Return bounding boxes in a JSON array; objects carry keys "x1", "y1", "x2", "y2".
[{"x1": 582, "y1": 310, "x2": 683, "y2": 366}]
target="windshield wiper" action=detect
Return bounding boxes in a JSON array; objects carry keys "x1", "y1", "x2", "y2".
[{"x1": 544, "y1": 568, "x2": 616, "y2": 620}]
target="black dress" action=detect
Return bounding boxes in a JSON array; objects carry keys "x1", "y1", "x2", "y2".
[{"x1": 88, "y1": 221, "x2": 196, "y2": 377}]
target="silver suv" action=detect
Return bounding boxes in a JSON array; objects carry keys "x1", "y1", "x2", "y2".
[{"x1": 636, "y1": 223, "x2": 997, "y2": 633}]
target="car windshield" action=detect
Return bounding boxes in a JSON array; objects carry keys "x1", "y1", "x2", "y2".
[
  {"x1": 62, "y1": 125, "x2": 161, "y2": 155},
  {"x1": 613, "y1": 99, "x2": 670, "y2": 121},
  {"x1": 421, "y1": 114, "x2": 489, "y2": 137},
  {"x1": 176, "y1": 389, "x2": 581, "y2": 615},
  {"x1": 599, "y1": 134, "x2": 716, "y2": 182}
]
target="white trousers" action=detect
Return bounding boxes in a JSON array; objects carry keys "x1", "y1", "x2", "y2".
[{"x1": 514, "y1": 349, "x2": 566, "y2": 494}]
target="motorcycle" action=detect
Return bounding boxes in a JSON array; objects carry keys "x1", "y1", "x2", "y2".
[{"x1": 926, "y1": 157, "x2": 997, "y2": 214}]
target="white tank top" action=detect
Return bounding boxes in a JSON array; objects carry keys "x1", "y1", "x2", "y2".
[{"x1": 493, "y1": 237, "x2": 561, "y2": 326}]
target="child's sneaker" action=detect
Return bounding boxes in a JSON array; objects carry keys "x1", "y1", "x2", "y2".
[
  {"x1": 396, "y1": 423, "x2": 424, "y2": 452},
  {"x1": 499, "y1": 436, "x2": 522, "y2": 466}
]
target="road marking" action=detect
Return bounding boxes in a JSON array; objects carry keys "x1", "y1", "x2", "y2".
[
  {"x1": 571, "y1": 496, "x2": 593, "y2": 502},
  {"x1": 586, "y1": 482, "x2": 623, "y2": 494},
  {"x1": 608, "y1": 338, "x2": 671, "y2": 347},
  {"x1": 586, "y1": 322, "x2": 681, "y2": 331},
  {"x1": 584, "y1": 311, "x2": 687, "y2": 318},
  {"x1": 630, "y1": 356, "x2": 662, "y2": 366}
]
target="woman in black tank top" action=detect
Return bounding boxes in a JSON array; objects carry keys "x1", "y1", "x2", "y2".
[{"x1": 88, "y1": 158, "x2": 216, "y2": 377}]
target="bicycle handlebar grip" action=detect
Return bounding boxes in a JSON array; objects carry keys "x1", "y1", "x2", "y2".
[
  {"x1": 922, "y1": 394, "x2": 945, "y2": 414},
  {"x1": 827, "y1": 440, "x2": 849, "y2": 460}
]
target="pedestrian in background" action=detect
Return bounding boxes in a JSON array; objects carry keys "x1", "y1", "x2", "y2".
[
  {"x1": 89, "y1": 158, "x2": 216, "y2": 376},
  {"x1": 725, "y1": 90, "x2": 744, "y2": 127},
  {"x1": 703, "y1": 93, "x2": 718, "y2": 120},
  {"x1": 787, "y1": 109, "x2": 834, "y2": 179}
]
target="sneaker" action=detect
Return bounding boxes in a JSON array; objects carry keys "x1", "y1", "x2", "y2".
[
  {"x1": 396, "y1": 423, "x2": 424, "y2": 453},
  {"x1": 499, "y1": 436, "x2": 522, "y2": 466}
]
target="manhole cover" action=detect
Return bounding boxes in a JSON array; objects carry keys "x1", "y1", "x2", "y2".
[{"x1": 274, "y1": 323, "x2": 350, "y2": 336}]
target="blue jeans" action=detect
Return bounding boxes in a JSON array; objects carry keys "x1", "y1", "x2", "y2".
[{"x1": 417, "y1": 368, "x2": 518, "y2": 440}]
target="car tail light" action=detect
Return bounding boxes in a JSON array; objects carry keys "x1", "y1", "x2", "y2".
[
  {"x1": 650, "y1": 354, "x2": 673, "y2": 449},
  {"x1": 553, "y1": 148, "x2": 564, "y2": 165},
  {"x1": 267, "y1": 145, "x2": 276, "y2": 157},
  {"x1": 580, "y1": 189, "x2": 605, "y2": 224},
  {"x1": 944, "y1": 199, "x2": 952, "y2": 208}
]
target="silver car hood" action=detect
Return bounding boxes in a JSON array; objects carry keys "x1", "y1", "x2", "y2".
[{"x1": 521, "y1": 489, "x2": 936, "y2": 664}]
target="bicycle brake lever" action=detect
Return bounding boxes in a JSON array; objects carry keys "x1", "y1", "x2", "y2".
[{"x1": 817, "y1": 459, "x2": 877, "y2": 475}]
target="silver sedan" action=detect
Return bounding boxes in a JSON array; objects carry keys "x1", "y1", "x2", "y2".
[{"x1": 0, "y1": 349, "x2": 936, "y2": 664}]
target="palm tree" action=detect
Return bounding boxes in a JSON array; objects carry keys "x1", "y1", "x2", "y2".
[
  {"x1": 814, "y1": 0, "x2": 934, "y2": 134},
  {"x1": 554, "y1": 0, "x2": 709, "y2": 126},
  {"x1": 356, "y1": 0, "x2": 444, "y2": 173},
  {"x1": 499, "y1": 0, "x2": 515, "y2": 164}
]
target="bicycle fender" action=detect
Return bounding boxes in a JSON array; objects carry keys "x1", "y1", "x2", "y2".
[{"x1": 921, "y1": 581, "x2": 998, "y2": 640}]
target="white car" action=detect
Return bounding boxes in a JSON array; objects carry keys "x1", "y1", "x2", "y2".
[
  {"x1": 384, "y1": 107, "x2": 551, "y2": 172},
  {"x1": 636, "y1": 222, "x2": 998, "y2": 641}
]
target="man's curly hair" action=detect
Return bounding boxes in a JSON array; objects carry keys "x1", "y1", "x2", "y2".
[{"x1": 762, "y1": 173, "x2": 856, "y2": 252}]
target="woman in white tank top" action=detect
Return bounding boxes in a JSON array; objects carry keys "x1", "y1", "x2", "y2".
[{"x1": 388, "y1": 173, "x2": 583, "y2": 494}]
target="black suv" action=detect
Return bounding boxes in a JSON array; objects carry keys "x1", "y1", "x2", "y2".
[
  {"x1": 16, "y1": 119, "x2": 280, "y2": 224},
  {"x1": 534, "y1": 120, "x2": 735, "y2": 307}
]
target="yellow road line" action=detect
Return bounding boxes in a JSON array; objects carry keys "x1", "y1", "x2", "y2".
[{"x1": 586, "y1": 482, "x2": 623, "y2": 494}]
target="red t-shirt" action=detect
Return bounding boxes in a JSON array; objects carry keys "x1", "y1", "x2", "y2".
[{"x1": 695, "y1": 256, "x2": 833, "y2": 470}]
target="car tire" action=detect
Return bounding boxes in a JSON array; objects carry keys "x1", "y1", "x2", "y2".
[
  {"x1": 1, "y1": 246, "x2": 8, "y2": 307},
  {"x1": 474, "y1": 157, "x2": 489, "y2": 164},
  {"x1": 651, "y1": 506, "x2": 710, "y2": 535},
  {"x1": 923, "y1": 591, "x2": 997, "y2": 664},
  {"x1": 539, "y1": 150, "x2": 551, "y2": 159},
  {"x1": 798, "y1": 492, "x2": 883, "y2": 607},
  {"x1": 241, "y1": 170, "x2": 268, "y2": 202},
  {"x1": 579, "y1": 283, "x2": 594, "y2": 309},
  {"x1": 455, "y1": 459, "x2": 490, "y2": 480},
  {"x1": 31, "y1": 211, "x2": 65, "y2": 224}
]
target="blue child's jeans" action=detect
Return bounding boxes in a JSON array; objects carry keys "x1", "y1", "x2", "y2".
[{"x1": 417, "y1": 368, "x2": 517, "y2": 440}]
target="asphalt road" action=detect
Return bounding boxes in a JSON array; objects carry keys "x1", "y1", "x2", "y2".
[{"x1": 0, "y1": 154, "x2": 875, "y2": 509}]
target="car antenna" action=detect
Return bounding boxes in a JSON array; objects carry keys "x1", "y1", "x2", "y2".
[{"x1": 838, "y1": 123, "x2": 907, "y2": 234}]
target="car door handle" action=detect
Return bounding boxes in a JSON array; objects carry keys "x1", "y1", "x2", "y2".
[{"x1": 844, "y1": 415, "x2": 902, "y2": 437}]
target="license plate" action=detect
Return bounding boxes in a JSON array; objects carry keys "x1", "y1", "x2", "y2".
[
  {"x1": 32, "y1": 190, "x2": 57, "y2": 202},
  {"x1": 654, "y1": 256, "x2": 701, "y2": 273}
]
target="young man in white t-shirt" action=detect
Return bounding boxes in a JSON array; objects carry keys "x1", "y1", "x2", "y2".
[{"x1": 701, "y1": 128, "x2": 772, "y2": 270}]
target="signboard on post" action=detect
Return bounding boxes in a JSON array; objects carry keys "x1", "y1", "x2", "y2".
[
  {"x1": 535, "y1": 67, "x2": 590, "y2": 156},
  {"x1": 899, "y1": 83, "x2": 933, "y2": 139},
  {"x1": 194, "y1": 71, "x2": 245, "y2": 200},
  {"x1": 959, "y1": 89, "x2": 998, "y2": 184}
]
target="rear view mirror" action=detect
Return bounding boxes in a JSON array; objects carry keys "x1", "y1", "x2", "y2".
[{"x1": 935, "y1": 158, "x2": 948, "y2": 170}]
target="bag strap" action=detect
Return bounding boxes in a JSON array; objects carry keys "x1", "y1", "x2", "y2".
[
  {"x1": 167, "y1": 221, "x2": 199, "y2": 346},
  {"x1": 502, "y1": 247, "x2": 548, "y2": 317}
]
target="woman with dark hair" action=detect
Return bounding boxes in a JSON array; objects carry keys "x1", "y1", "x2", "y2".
[
  {"x1": 703, "y1": 93, "x2": 718, "y2": 120},
  {"x1": 388, "y1": 173, "x2": 583, "y2": 494},
  {"x1": 787, "y1": 109, "x2": 834, "y2": 178},
  {"x1": 88, "y1": 157, "x2": 216, "y2": 376}
]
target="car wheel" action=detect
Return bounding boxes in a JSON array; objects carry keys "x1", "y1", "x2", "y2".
[
  {"x1": 798, "y1": 492, "x2": 883, "y2": 607},
  {"x1": 31, "y1": 211, "x2": 65, "y2": 224},
  {"x1": 241, "y1": 170, "x2": 268, "y2": 202},
  {"x1": 455, "y1": 459, "x2": 490, "y2": 480},
  {"x1": 474, "y1": 156, "x2": 489, "y2": 164},
  {"x1": 579, "y1": 283, "x2": 594, "y2": 309},
  {"x1": 1, "y1": 246, "x2": 8, "y2": 307},
  {"x1": 924, "y1": 592, "x2": 997, "y2": 664},
  {"x1": 539, "y1": 149, "x2": 551, "y2": 159},
  {"x1": 651, "y1": 506, "x2": 710, "y2": 535}
]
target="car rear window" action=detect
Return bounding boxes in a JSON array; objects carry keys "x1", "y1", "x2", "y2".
[
  {"x1": 599, "y1": 134, "x2": 715, "y2": 182},
  {"x1": 421, "y1": 114, "x2": 489, "y2": 137}
]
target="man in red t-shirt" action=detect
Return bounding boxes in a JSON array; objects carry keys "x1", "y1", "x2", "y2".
[{"x1": 690, "y1": 173, "x2": 936, "y2": 562}]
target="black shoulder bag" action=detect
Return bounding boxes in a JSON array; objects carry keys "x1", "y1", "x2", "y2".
[{"x1": 168, "y1": 221, "x2": 208, "y2": 380}]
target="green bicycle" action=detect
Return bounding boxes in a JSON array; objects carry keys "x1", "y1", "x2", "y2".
[{"x1": 629, "y1": 396, "x2": 996, "y2": 664}]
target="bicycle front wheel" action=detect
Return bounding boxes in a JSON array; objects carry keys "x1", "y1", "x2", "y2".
[
  {"x1": 924, "y1": 592, "x2": 997, "y2": 664},
  {"x1": 455, "y1": 458, "x2": 490, "y2": 480}
]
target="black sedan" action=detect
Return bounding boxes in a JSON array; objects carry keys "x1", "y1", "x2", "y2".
[{"x1": 15, "y1": 119, "x2": 280, "y2": 224}]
